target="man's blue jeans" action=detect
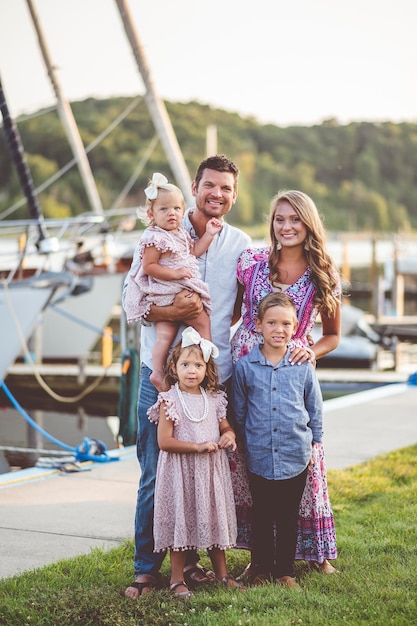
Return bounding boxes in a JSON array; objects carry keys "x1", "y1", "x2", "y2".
[
  {"x1": 133, "y1": 365, "x2": 199, "y2": 577},
  {"x1": 133, "y1": 365, "x2": 164, "y2": 576}
]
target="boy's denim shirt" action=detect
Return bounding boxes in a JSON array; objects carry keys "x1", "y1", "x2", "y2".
[{"x1": 232, "y1": 344, "x2": 323, "y2": 480}]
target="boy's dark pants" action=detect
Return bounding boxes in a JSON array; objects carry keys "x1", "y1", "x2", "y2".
[{"x1": 249, "y1": 467, "x2": 308, "y2": 579}]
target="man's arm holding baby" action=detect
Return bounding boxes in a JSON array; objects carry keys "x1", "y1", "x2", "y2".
[{"x1": 145, "y1": 289, "x2": 203, "y2": 323}]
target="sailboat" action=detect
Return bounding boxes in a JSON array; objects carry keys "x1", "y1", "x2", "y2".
[
  {"x1": 0, "y1": 75, "x2": 94, "y2": 380},
  {"x1": 20, "y1": 0, "x2": 194, "y2": 363},
  {"x1": 2, "y1": 0, "x2": 194, "y2": 368},
  {"x1": 0, "y1": 275, "x2": 65, "y2": 382}
]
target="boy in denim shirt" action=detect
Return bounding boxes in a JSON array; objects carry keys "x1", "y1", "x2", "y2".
[{"x1": 233, "y1": 292, "x2": 323, "y2": 588}]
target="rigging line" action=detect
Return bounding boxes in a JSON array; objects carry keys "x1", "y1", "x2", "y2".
[
  {"x1": 1, "y1": 278, "x2": 121, "y2": 403},
  {"x1": 112, "y1": 133, "x2": 159, "y2": 209},
  {"x1": 0, "y1": 104, "x2": 58, "y2": 128},
  {"x1": 0, "y1": 73, "x2": 48, "y2": 242},
  {"x1": 84, "y1": 95, "x2": 143, "y2": 153},
  {"x1": 0, "y1": 96, "x2": 144, "y2": 221},
  {"x1": 27, "y1": 349, "x2": 121, "y2": 404},
  {"x1": 0, "y1": 156, "x2": 83, "y2": 219}
]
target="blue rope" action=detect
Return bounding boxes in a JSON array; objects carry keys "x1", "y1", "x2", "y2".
[
  {"x1": 0, "y1": 379, "x2": 119, "y2": 463},
  {"x1": 49, "y1": 304, "x2": 121, "y2": 343}
]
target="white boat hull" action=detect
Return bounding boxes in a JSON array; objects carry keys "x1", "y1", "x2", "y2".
[
  {"x1": 41, "y1": 272, "x2": 124, "y2": 360},
  {"x1": 0, "y1": 282, "x2": 55, "y2": 381}
]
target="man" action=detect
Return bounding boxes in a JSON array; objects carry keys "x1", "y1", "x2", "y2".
[{"x1": 123, "y1": 155, "x2": 251, "y2": 598}]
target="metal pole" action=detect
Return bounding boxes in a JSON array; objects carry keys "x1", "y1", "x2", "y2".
[
  {"x1": 25, "y1": 0, "x2": 104, "y2": 216},
  {"x1": 114, "y1": 0, "x2": 193, "y2": 207},
  {"x1": 206, "y1": 124, "x2": 218, "y2": 157}
]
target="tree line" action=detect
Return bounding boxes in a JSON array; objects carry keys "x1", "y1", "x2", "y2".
[{"x1": 1, "y1": 96, "x2": 416, "y2": 234}]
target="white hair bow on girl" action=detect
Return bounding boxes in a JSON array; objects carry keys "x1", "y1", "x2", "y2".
[
  {"x1": 144, "y1": 172, "x2": 168, "y2": 200},
  {"x1": 181, "y1": 327, "x2": 219, "y2": 362}
]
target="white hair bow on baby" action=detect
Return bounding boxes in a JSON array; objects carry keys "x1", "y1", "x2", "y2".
[
  {"x1": 181, "y1": 327, "x2": 219, "y2": 363},
  {"x1": 144, "y1": 172, "x2": 168, "y2": 200}
]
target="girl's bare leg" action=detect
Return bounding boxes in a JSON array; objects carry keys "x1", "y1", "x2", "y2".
[
  {"x1": 189, "y1": 309, "x2": 212, "y2": 340},
  {"x1": 208, "y1": 547, "x2": 227, "y2": 580},
  {"x1": 150, "y1": 321, "x2": 179, "y2": 391},
  {"x1": 169, "y1": 550, "x2": 193, "y2": 597},
  {"x1": 208, "y1": 548, "x2": 246, "y2": 589}
]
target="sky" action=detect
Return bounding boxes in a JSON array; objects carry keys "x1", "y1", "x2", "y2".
[{"x1": 0, "y1": 0, "x2": 416, "y2": 128}]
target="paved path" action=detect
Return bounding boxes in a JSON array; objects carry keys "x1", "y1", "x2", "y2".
[{"x1": 1, "y1": 383, "x2": 416, "y2": 580}]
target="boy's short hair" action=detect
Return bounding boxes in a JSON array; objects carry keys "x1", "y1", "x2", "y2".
[{"x1": 257, "y1": 292, "x2": 297, "y2": 321}]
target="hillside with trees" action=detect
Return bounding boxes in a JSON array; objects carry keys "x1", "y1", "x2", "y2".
[{"x1": 1, "y1": 96, "x2": 416, "y2": 234}]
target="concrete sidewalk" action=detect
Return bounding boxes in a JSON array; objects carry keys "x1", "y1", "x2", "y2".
[
  {"x1": 0, "y1": 447, "x2": 139, "y2": 580},
  {"x1": 323, "y1": 382, "x2": 417, "y2": 469},
  {"x1": 1, "y1": 383, "x2": 417, "y2": 580}
]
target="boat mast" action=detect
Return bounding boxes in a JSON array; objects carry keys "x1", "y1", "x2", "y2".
[
  {"x1": 114, "y1": 0, "x2": 194, "y2": 207},
  {"x1": 25, "y1": 0, "x2": 104, "y2": 216},
  {"x1": 0, "y1": 74, "x2": 49, "y2": 247}
]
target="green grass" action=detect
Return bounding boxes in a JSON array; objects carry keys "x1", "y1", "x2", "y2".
[{"x1": 1, "y1": 445, "x2": 417, "y2": 626}]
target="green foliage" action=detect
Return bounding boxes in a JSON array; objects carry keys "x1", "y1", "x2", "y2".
[
  {"x1": 2, "y1": 96, "x2": 417, "y2": 231},
  {"x1": 1, "y1": 445, "x2": 417, "y2": 625}
]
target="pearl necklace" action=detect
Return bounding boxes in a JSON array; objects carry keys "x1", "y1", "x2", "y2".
[{"x1": 175, "y1": 382, "x2": 208, "y2": 422}]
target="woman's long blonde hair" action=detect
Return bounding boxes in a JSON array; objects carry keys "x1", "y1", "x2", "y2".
[{"x1": 268, "y1": 190, "x2": 340, "y2": 317}]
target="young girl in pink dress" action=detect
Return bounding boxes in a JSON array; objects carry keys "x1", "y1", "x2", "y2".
[
  {"x1": 148, "y1": 327, "x2": 244, "y2": 598},
  {"x1": 124, "y1": 173, "x2": 221, "y2": 390}
]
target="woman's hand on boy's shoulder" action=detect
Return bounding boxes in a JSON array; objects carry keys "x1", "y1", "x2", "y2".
[{"x1": 289, "y1": 344, "x2": 316, "y2": 366}]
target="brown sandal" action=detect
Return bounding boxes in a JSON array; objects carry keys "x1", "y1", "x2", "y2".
[
  {"x1": 125, "y1": 575, "x2": 158, "y2": 599},
  {"x1": 309, "y1": 559, "x2": 339, "y2": 574},
  {"x1": 183, "y1": 564, "x2": 216, "y2": 588},
  {"x1": 170, "y1": 580, "x2": 193, "y2": 599},
  {"x1": 218, "y1": 574, "x2": 246, "y2": 590}
]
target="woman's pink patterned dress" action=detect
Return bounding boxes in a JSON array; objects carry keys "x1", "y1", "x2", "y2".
[{"x1": 230, "y1": 247, "x2": 338, "y2": 563}]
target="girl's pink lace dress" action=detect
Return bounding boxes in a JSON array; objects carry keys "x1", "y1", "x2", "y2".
[
  {"x1": 230, "y1": 247, "x2": 338, "y2": 563},
  {"x1": 148, "y1": 387, "x2": 237, "y2": 552},
  {"x1": 124, "y1": 225, "x2": 211, "y2": 324}
]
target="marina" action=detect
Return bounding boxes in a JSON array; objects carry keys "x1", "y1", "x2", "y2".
[
  {"x1": 1, "y1": 340, "x2": 415, "y2": 471},
  {"x1": 0, "y1": 10, "x2": 416, "y2": 626},
  {"x1": 0, "y1": 1, "x2": 416, "y2": 482}
]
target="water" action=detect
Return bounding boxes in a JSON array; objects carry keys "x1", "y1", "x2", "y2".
[{"x1": 0, "y1": 405, "x2": 119, "y2": 471}]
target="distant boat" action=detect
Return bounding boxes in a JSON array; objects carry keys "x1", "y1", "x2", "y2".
[
  {"x1": 313, "y1": 305, "x2": 383, "y2": 369},
  {"x1": 1, "y1": 2, "x2": 196, "y2": 368},
  {"x1": 0, "y1": 218, "x2": 136, "y2": 364},
  {"x1": 1, "y1": 44, "x2": 142, "y2": 367},
  {"x1": 41, "y1": 271, "x2": 124, "y2": 360},
  {"x1": 0, "y1": 74, "x2": 90, "y2": 377}
]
